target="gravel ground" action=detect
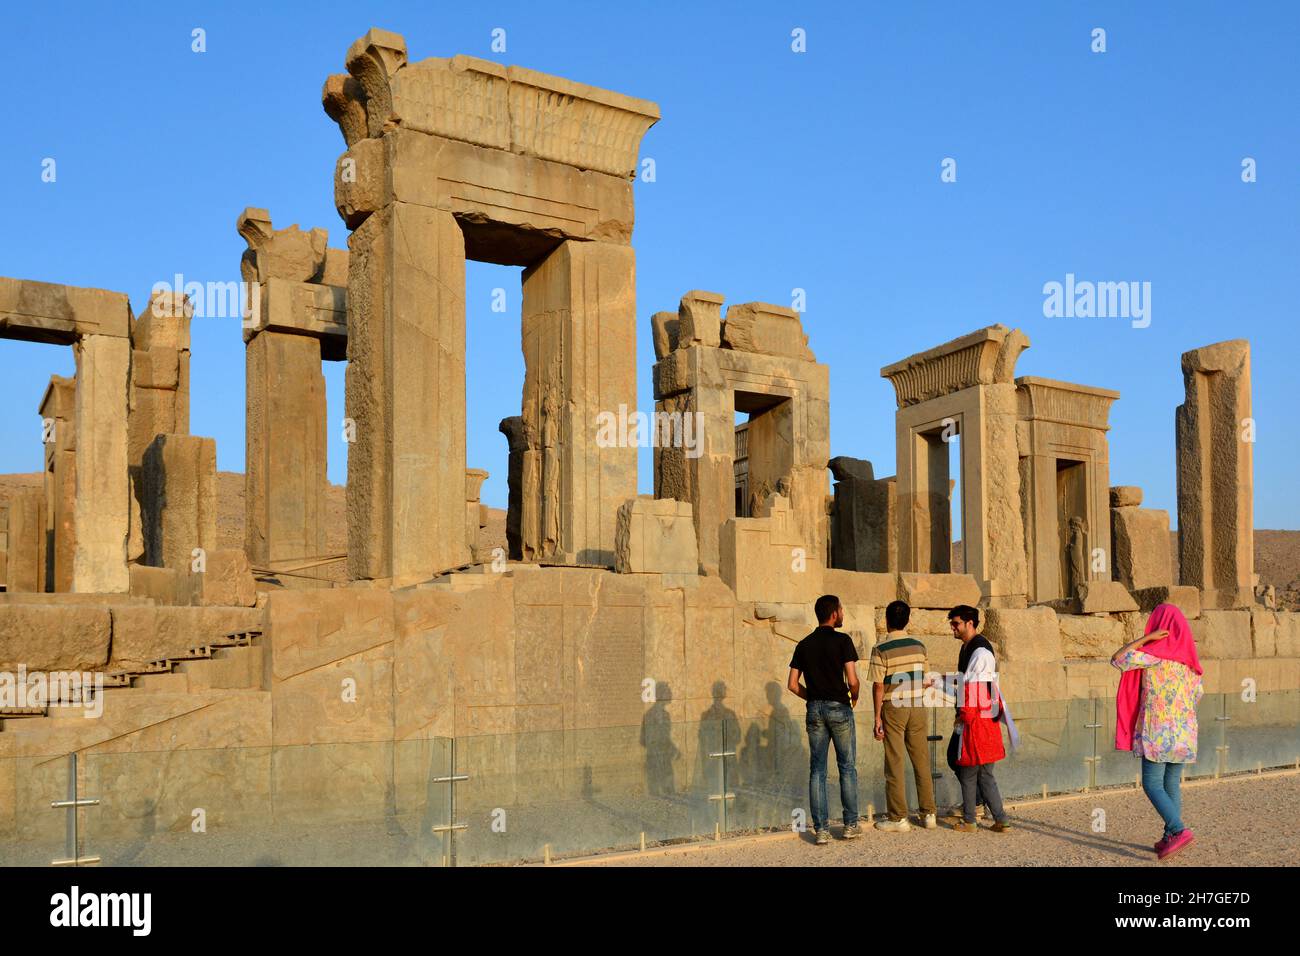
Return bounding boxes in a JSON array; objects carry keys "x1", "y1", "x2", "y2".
[{"x1": 582, "y1": 771, "x2": 1300, "y2": 867}]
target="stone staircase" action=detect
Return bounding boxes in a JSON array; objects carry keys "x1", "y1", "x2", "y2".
[{"x1": 0, "y1": 629, "x2": 264, "y2": 739}]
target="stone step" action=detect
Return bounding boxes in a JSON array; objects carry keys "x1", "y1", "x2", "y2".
[
  {"x1": 177, "y1": 645, "x2": 265, "y2": 692},
  {"x1": 130, "y1": 672, "x2": 190, "y2": 693},
  {"x1": 0, "y1": 630, "x2": 266, "y2": 739}
]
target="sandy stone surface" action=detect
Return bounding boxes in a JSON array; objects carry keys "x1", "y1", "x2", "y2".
[{"x1": 583, "y1": 772, "x2": 1300, "y2": 867}]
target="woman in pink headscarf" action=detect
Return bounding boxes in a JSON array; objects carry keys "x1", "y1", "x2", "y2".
[{"x1": 1111, "y1": 603, "x2": 1204, "y2": 860}]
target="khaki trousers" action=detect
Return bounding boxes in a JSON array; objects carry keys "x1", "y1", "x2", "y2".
[{"x1": 882, "y1": 699, "x2": 936, "y2": 820}]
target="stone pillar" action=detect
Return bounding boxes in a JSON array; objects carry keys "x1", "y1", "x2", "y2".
[
  {"x1": 0, "y1": 505, "x2": 7, "y2": 584},
  {"x1": 73, "y1": 334, "x2": 130, "y2": 592},
  {"x1": 1109, "y1": 486, "x2": 1172, "y2": 591},
  {"x1": 347, "y1": 203, "x2": 468, "y2": 583},
  {"x1": 465, "y1": 468, "x2": 489, "y2": 560},
  {"x1": 128, "y1": 292, "x2": 192, "y2": 469},
  {"x1": 1176, "y1": 339, "x2": 1253, "y2": 609},
  {"x1": 498, "y1": 416, "x2": 531, "y2": 561},
  {"x1": 828, "y1": 457, "x2": 896, "y2": 573},
  {"x1": 521, "y1": 240, "x2": 637, "y2": 566},
  {"x1": 4, "y1": 491, "x2": 46, "y2": 593},
  {"x1": 39, "y1": 375, "x2": 77, "y2": 592},
  {"x1": 245, "y1": 330, "x2": 328, "y2": 577},
  {"x1": 141, "y1": 434, "x2": 217, "y2": 572},
  {"x1": 981, "y1": 382, "x2": 1029, "y2": 607}
]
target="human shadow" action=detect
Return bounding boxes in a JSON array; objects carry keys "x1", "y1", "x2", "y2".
[
  {"x1": 741, "y1": 681, "x2": 804, "y2": 805},
  {"x1": 695, "y1": 681, "x2": 741, "y2": 799},
  {"x1": 640, "y1": 682, "x2": 679, "y2": 797}
]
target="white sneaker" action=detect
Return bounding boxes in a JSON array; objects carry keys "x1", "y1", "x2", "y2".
[
  {"x1": 922, "y1": 813, "x2": 937, "y2": 830},
  {"x1": 874, "y1": 817, "x2": 913, "y2": 832}
]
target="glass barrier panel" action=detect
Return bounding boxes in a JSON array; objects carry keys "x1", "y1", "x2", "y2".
[
  {"x1": 994, "y1": 698, "x2": 1090, "y2": 800},
  {"x1": 1, "y1": 751, "x2": 71, "y2": 867},
  {"x1": 1224, "y1": 688, "x2": 1300, "y2": 776}
]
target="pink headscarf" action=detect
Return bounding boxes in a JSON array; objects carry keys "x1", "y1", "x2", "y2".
[{"x1": 1114, "y1": 603, "x2": 1202, "y2": 751}]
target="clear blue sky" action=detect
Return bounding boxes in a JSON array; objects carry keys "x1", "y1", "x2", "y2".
[{"x1": 4, "y1": 1, "x2": 1297, "y2": 527}]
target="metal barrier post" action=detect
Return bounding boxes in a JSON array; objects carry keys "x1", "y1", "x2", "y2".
[
  {"x1": 430, "y1": 738, "x2": 469, "y2": 866},
  {"x1": 1214, "y1": 692, "x2": 1230, "y2": 777},
  {"x1": 51, "y1": 752, "x2": 100, "y2": 867},
  {"x1": 708, "y1": 721, "x2": 736, "y2": 834},
  {"x1": 1083, "y1": 694, "x2": 1103, "y2": 790}
]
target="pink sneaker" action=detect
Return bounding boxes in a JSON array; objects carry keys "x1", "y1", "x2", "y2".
[
  {"x1": 1157, "y1": 829, "x2": 1195, "y2": 860},
  {"x1": 1153, "y1": 835, "x2": 1170, "y2": 854}
]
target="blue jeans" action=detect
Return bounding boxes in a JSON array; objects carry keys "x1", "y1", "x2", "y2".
[
  {"x1": 1141, "y1": 757, "x2": 1185, "y2": 838},
  {"x1": 806, "y1": 700, "x2": 859, "y2": 831}
]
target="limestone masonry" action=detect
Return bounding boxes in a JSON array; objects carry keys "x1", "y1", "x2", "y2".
[{"x1": 0, "y1": 29, "x2": 1294, "y2": 845}]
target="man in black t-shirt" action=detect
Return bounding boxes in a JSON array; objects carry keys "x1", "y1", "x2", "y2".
[{"x1": 787, "y1": 594, "x2": 861, "y2": 845}]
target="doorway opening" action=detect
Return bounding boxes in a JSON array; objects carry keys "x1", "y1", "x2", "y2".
[
  {"x1": 734, "y1": 391, "x2": 792, "y2": 518},
  {"x1": 1056, "y1": 459, "x2": 1088, "y2": 598}
]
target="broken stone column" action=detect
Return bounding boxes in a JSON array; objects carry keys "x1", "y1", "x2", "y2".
[
  {"x1": 73, "y1": 333, "x2": 131, "y2": 593},
  {"x1": 238, "y1": 208, "x2": 346, "y2": 585},
  {"x1": 1176, "y1": 340, "x2": 1253, "y2": 609},
  {"x1": 615, "y1": 497, "x2": 698, "y2": 574},
  {"x1": 4, "y1": 491, "x2": 46, "y2": 593},
  {"x1": 39, "y1": 375, "x2": 77, "y2": 592},
  {"x1": 1109, "y1": 485, "x2": 1173, "y2": 592},
  {"x1": 828, "y1": 457, "x2": 896, "y2": 572},
  {"x1": 141, "y1": 434, "x2": 217, "y2": 573},
  {"x1": 128, "y1": 292, "x2": 192, "y2": 469},
  {"x1": 498, "y1": 416, "x2": 531, "y2": 561},
  {"x1": 245, "y1": 330, "x2": 328, "y2": 576},
  {"x1": 465, "y1": 469, "x2": 489, "y2": 561},
  {"x1": 521, "y1": 240, "x2": 638, "y2": 566}
]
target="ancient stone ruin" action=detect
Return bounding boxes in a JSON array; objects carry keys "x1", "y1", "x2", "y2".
[{"x1": 0, "y1": 29, "x2": 1294, "y2": 861}]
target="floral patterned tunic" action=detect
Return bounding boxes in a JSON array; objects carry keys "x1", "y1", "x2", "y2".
[{"x1": 1112, "y1": 649, "x2": 1203, "y2": 763}]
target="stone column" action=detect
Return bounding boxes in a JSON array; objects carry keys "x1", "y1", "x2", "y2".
[
  {"x1": 1176, "y1": 339, "x2": 1253, "y2": 609},
  {"x1": 141, "y1": 434, "x2": 217, "y2": 572},
  {"x1": 521, "y1": 240, "x2": 637, "y2": 566},
  {"x1": 980, "y1": 382, "x2": 1029, "y2": 607},
  {"x1": 828, "y1": 457, "x2": 896, "y2": 573},
  {"x1": 1110, "y1": 485, "x2": 1172, "y2": 591},
  {"x1": 4, "y1": 491, "x2": 46, "y2": 593},
  {"x1": 39, "y1": 375, "x2": 77, "y2": 592},
  {"x1": 73, "y1": 334, "x2": 130, "y2": 592},
  {"x1": 347, "y1": 203, "x2": 468, "y2": 583},
  {"x1": 498, "y1": 416, "x2": 531, "y2": 561},
  {"x1": 245, "y1": 330, "x2": 328, "y2": 576}
]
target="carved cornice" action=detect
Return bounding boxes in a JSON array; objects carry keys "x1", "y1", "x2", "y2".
[
  {"x1": 324, "y1": 29, "x2": 660, "y2": 180},
  {"x1": 880, "y1": 325, "x2": 1030, "y2": 407}
]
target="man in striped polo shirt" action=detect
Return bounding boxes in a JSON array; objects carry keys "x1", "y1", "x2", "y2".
[{"x1": 869, "y1": 600, "x2": 938, "y2": 831}]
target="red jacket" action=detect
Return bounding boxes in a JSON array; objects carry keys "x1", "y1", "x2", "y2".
[{"x1": 955, "y1": 680, "x2": 1006, "y2": 767}]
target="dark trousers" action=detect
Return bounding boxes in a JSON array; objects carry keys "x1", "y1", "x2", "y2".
[{"x1": 947, "y1": 730, "x2": 1008, "y2": 824}]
